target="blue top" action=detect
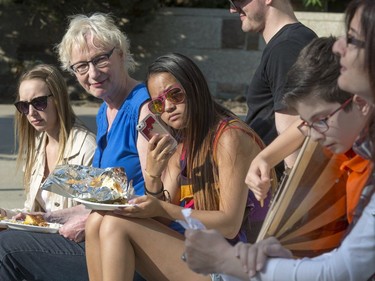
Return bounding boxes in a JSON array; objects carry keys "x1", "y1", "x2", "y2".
[{"x1": 93, "y1": 83, "x2": 150, "y2": 195}]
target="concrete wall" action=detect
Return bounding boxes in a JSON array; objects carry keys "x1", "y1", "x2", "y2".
[
  {"x1": 296, "y1": 11, "x2": 345, "y2": 37},
  {"x1": 130, "y1": 8, "x2": 345, "y2": 100}
]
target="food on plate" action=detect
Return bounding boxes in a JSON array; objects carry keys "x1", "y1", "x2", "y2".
[
  {"x1": 66, "y1": 179, "x2": 84, "y2": 185},
  {"x1": 42, "y1": 165, "x2": 134, "y2": 204},
  {"x1": 89, "y1": 168, "x2": 125, "y2": 194},
  {"x1": 100, "y1": 176, "x2": 122, "y2": 193},
  {"x1": 23, "y1": 214, "x2": 48, "y2": 227},
  {"x1": 88, "y1": 174, "x2": 122, "y2": 193}
]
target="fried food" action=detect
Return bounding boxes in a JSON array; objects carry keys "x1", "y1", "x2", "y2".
[
  {"x1": 89, "y1": 176, "x2": 103, "y2": 187},
  {"x1": 23, "y1": 214, "x2": 48, "y2": 227},
  {"x1": 66, "y1": 179, "x2": 84, "y2": 185}
]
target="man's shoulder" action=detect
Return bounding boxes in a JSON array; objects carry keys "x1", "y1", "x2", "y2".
[
  {"x1": 264, "y1": 23, "x2": 316, "y2": 57},
  {"x1": 270, "y1": 22, "x2": 317, "y2": 47}
]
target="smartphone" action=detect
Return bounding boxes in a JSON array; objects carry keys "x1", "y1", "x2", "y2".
[{"x1": 137, "y1": 114, "x2": 178, "y2": 149}]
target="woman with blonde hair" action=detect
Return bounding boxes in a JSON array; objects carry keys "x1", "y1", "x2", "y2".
[
  {"x1": 0, "y1": 64, "x2": 96, "y2": 280},
  {"x1": 1, "y1": 63, "x2": 96, "y2": 217},
  {"x1": 0, "y1": 12, "x2": 149, "y2": 281}
]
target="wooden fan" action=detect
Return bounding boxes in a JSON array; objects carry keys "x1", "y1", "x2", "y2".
[{"x1": 256, "y1": 137, "x2": 349, "y2": 257}]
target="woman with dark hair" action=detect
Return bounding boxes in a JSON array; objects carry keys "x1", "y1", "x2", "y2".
[
  {"x1": 184, "y1": 1, "x2": 375, "y2": 280},
  {"x1": 84, "y1": 53, "x2": 273, "y2": 281}
]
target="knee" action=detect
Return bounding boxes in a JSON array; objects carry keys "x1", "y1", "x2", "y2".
[
  {"x1": 85, "y1": 212, "x2": 103, "y2": 239},
  {"x1": 99, "y1": 215, "x2": 131, "y2": 239}
]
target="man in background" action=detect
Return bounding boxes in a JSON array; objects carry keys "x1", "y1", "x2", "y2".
[{"x1": 229, "y1": 0, "x2": 316, "y2": 178}]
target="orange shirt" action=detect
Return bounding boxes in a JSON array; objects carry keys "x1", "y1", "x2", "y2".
[{"x1": 340, "y1": 153, "x2": 372, "y2": 223}]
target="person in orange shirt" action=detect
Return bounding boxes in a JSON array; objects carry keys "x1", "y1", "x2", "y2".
[
  {"x1": 244, "y1": 36, "x2": 373, "y2": 225},
  {"x1": 184, "y1": 2, "x2": 375, "y2": 279},
  {"x1": 340, "y1": 144, "x2": 372, "y2": 223},
  {"x1": 184, "y1": 35, "x2": 374, "y2": 281}
]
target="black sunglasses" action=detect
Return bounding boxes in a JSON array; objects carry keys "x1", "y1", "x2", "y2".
[
  {"x1": 228, "y1": 0, "x2": 249, "y2": 12},
  {"x1": 14, "y1": 94, "x2": 53, "y2": 115}
]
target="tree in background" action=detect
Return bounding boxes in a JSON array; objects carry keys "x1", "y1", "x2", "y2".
[
  {"x1": 0, "y1": 0, "x2": 349, "y2": 102},
  {"x1": 0, "y1": 0, "x2": 159, "y2": 101}
]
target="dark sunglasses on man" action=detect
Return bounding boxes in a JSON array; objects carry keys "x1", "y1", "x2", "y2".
[{"x1": 14, "y1": 94, "x2": 53, "y2": 115}]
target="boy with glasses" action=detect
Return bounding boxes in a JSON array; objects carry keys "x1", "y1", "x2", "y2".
[
  {"x1": 228, "y1": 0, "x2": 316, "y2": 178},
  {"x1": 247, "y1": 36, "x2": 373, "y2": 224}
]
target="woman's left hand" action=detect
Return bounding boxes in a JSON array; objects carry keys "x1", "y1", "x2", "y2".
[{"x1": 113, "y1": 195, "x2": 164, "y2": 218}]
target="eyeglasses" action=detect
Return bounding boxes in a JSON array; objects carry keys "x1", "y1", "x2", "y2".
[
  {"x1": 148, "y1": 84, "x2": 185, "y2": 114},
  {"x1": 70, "y1": 47, "x2": 116, "y2": 75},
  {"x1": 14, "y1": 94, "x2": 53, "y2": 115},
  {"x1": 346, "y1": 34, "x2": 365, "y2": 49},
  {"x1": 297, "y1": 97, "x2": 353, "y2": 136}
]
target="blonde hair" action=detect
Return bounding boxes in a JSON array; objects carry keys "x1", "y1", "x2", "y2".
[
  {"x1": 14, "y1": 64, "x2": 76, "y2": 190},
  {"x1": 56, "y1": 13, "x2": 135, "y2": 73}
]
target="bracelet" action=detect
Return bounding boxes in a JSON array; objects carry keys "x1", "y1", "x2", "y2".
[
  {"x1": 163, "y1": 189, "x2": 171, "y2": 203},
  {"x1": 144, "y1": 184, "x2": 164, "y2": 196},
  {"x1": 144, "y1": 184, "x2": 171, "y2": 202},
  {"x1": 144, "y1": 169, "x2": 161, "y2": 179}
]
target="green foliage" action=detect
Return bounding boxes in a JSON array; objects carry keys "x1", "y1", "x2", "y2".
[
  {"x1": 159, "y1": 0, "x2": 229, "y2": 8},
  {"x1": 303, "y1": 0, "x2": 323, "y2": 7},
  {"x1": 0, "y1": 0, "x2": 160, "y2": 102},
  {"x1": 0, "y1": 0, "x2": 159, "y2": 29}
]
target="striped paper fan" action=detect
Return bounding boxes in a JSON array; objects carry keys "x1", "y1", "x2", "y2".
[{"x1": 257, "y1": 137, "x2": 349, "y2": 257}]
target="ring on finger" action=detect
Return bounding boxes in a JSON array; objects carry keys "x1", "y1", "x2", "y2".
[{"x1": 181, "y1": 252, "x2": 187, "y2": 262}]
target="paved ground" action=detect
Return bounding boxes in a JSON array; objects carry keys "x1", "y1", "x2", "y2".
[{"x1": 0, "y1": 104, "x2": 99, "y2": 209}]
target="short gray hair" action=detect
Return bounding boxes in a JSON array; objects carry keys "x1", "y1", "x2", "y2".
[{"x1": 56, "y1": 13, "x2": 135, "y2": 73}]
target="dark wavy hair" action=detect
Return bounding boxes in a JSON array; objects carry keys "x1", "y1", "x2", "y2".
[{"x1": 145, "y1": 53, "x2": 236, "y2": 210}]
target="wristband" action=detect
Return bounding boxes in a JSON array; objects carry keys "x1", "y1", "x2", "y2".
[
  {"x1": 144, "y1": 169, "x2": 161, "y2": 179},
  {"x1": 144, "y1": 184, "x2": 164, "y2": 196}
]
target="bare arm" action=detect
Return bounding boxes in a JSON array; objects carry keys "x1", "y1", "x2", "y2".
[
  {"x1": 121, "y1": 125, "x2": 260, "y2": 239},
  {"x1": 274, "y1": 112, "x2": 301, "y2": 167},
  {"x1": 184, "y1": 229, "x2": 249, "y2": 279},
  {"x1": 184, "y1": 230, "x2": 292, "y2": 280},
  {"x1": 160, "y1": 126, "x2": 260, "y2": 238},
  {"x1": 137, "y1": 103, "x2": 151, "y2": 179},
  {"x1": 246, "y1": 119, "x2": 304, "y2": 201}
]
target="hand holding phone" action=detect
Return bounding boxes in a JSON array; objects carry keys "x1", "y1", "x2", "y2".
[{"x1": 137, "y1": 114, "x2": 178, "y2": 149}]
